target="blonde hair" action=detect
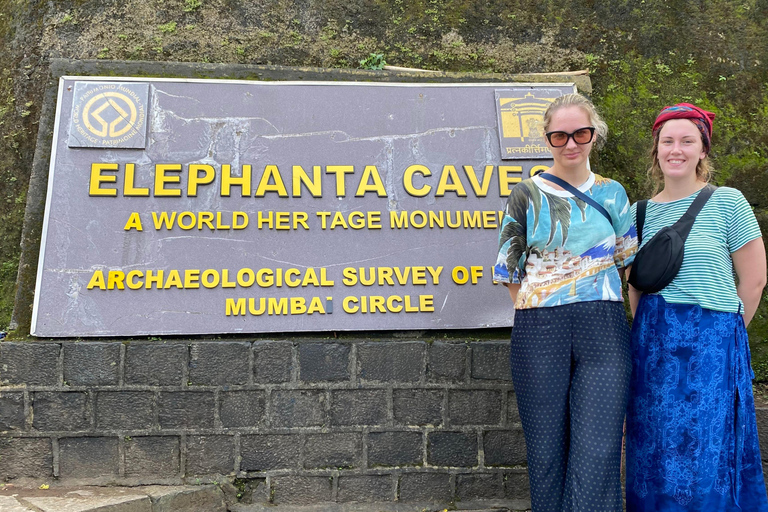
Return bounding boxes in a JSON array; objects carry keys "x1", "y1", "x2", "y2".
[
  {"x1": 542, "y1": 93, "x2": 608, "y2": 150},
  {"x1": 647, "y1": 124, "x2": 712, "y2": 195}
]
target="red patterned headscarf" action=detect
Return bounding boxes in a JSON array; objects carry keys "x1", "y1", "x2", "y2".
[{"x1": 652, "y1": 103, "x2": 716, "y2": 153}]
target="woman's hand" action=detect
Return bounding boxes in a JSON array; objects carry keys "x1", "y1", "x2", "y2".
[{"x1": 732, "y1": 237, "x2": 767, "y2": 327}]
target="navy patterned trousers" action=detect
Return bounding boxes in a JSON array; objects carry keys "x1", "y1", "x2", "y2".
[{"x1": 510, "y1": 300, "x2": 631, "y2": 512}]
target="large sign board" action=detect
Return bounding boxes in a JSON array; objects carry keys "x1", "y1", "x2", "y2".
[{"x1": 32, "y1": 77, "x2": 575, "y2": 337}]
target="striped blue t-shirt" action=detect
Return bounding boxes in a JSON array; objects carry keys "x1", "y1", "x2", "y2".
[{"x1": 627, "y1": 186, "x2": 762, "y2": 314}]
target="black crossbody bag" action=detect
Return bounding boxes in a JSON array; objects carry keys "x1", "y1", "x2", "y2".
[{"x1": 628, "y1": 185, "x2": 715, "y2": 294}]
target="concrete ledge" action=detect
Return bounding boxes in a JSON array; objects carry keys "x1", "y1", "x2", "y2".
[
  {"x1": 229, "y1": 501, "x2": 531, "y2": 512},
  {"x1": 0, "y1": 485, "x2": 226, "y2": 512}
]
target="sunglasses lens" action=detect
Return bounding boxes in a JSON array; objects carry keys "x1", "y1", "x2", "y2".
[
  {"x1": 549, "y1": 132, "x2": 568, "y2": 146},
  {"x1": 573, "y1": 129, "x2": 593, "y2": 144}
]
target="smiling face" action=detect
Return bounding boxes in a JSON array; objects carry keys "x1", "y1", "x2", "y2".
[
  {"x1": 545, "y1": 106, "x2": 594, "y2": 172},
  {"x1": 656, "y1": 119, "x2": 707, "y2": 183}
]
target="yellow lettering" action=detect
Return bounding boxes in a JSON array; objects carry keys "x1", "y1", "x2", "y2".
[
  {"x1": 269, "y1": 297, "x2": 288, "y2": 315},
  {"x1": 404, "y1": 165, "x2": 431, "y2": 197},
  {"x1": 221, "y1": 164, "x2": 252, "y2": 197},
  {"x1": 355, "y1": 165, "x2": 387, "y2": 197},
  {"x1": 106, "y1": 271, "x2": 124, "y2": 290},
  {"x1": 154, "y1": 164, "x2": 182, "y2": 197},
  {"x1": 292, "y1": 165, "x2": 322, "y2": 197},
  {"x1": 290, "y1": 297, "x2": 307, "y2": 314},
  {"x1": 343, "y1": 296, "x2": 359, "y2": 313},
  {"x1": 184, "y1": 269, "x2": 200, "y2": 288},
  {"x1": 498, "y1": 165, "x2": 523, "y2": 196},
  {"x1": 152, "y1": 211, "x2": 176, "y2": 229},
  {"x1": 202, "y1": 270, "x2": 220, "y2": 288},
  {"x1": 126, "y1": 270, "x2": 143, "y2": 289},
  {"x1": 464, "y1": 165, "x2": 494, "y2": 197},
  {"x1": 226, "y1": 298, "x2": 246, "y2": 316},
  {"x1": 188, "y1": 164, "x2": 215, "y2": 196},
  {"x1": 124, "y1": 163, "x2": 149, "y2": 196},
  {"x1": 237, "y1": 268, "x2": 255, "y2": 287},
  {"x1": 326, "y1": 165, "x2": 354, "y2": 197},
  {"x1": 342, "y1": 267, "x2": 357, "y2": 286},
  {"x1": 123, "y1": 212, "x2": 143, "y2": 231},
  {"x1": 164, "y1": 270, "x2": 183, "y2": 289},
  {"x1": 87, "y1": 270, "x2": 106, "y2": 290},
  {"x1": 145, "y1": 270, "x2": 164, "y2": 289},
  {"x1": 435, "y1": 165, "x2": 467, "y2": 197},
  {"x1": 255, "y1": 165, "x2": 288, "y2": 197},
  {"x1": 89, "y1": 163, "x2": 118, "y2": 196}
]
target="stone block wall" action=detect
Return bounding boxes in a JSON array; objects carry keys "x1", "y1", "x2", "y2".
[{"x1": 0, "y1": 338, "x2": 528, "y2": 506}]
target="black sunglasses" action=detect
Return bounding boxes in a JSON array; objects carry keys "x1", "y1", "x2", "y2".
[{"x1": 545, "y1": 127, "x2": 596, "y2": 147}]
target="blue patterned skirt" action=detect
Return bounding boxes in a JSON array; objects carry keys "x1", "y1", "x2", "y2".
[{"x1": 626, "y1": 294, "x2": 768, "y2": 511}]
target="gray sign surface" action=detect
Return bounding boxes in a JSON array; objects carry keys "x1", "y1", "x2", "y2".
[{"x1": 32, "y1": 77, "x2": 574, "y2": 337}]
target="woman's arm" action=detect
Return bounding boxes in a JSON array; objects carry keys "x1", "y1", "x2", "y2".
[
  {"x1": 626, "y1": 264, "x2": 643, "y2": 317},
  {"x1": 732, "y1": 237, "x2": 767, "y2": 327},
  {"x1": 504, "y1": 282, "x2": 521, "y2": 304}
]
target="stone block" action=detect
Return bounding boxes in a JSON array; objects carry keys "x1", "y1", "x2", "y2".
[
  {"x1": 220, "y1": 390, "x2": 265, "y2": 428},
  {"x1": 508, "y1": 391, "x2": 521, "y2": 425},
  {"x1": 0, "y1": 437, "x2": 52, "y2": 479},
  {"x1": 504, "y1": 469, "x2": 531, "y2": 499},
  {"x1": 63, "y1": 342, "x2": 119, "y2": 386},
  {"x1": 427, "y1": 431, "x2": 477, "y2": 467},
  {"x1": 393, "y1": 389, "x2": 443, "y2": 426},
  {"x1": 358, "y1": 342, "x2": 424, "y2": 382},
  {"x1": 398, "y1": 472, "x2": 451, "y2": 501},
  {"x1": 304, "y1": 432, "x2": 361, "y2": 469},
  {"x1": 338, "y1": 474, "x2": 393, "y2": 502},
  {"x1": 367, "y1": 431, "x2": 423, "y2": 467},
  {"x1": 253, "y1": 341, "x2": 292, "y2": 384},
  {"x1": 270, "y1": 389, "x2": 325, "y2": 428},
  {"x1": 299, "y1": 343, "x2": 350, "y2": 382},
  {"x1": 188, "y1": 342, "x2": 250, "y2": 386},
  {"x1": 59, "y1": 436, "x2": 119, "y2": 478},
  {"x1": 427, "y1": 342, "x2": 467, "y2": 382},
  {"x1": 146, "y1": 485, "x2": 227, "y2": 512},
  {"x1": 125, "y1": 343, "x2": 186, "y2": 386},
  {"x1": 32, "y1": 392, "x2": 89, "y2": 431},
  {"x1": 0, "y1": 392, "x2": 25, "y2": 430},
  {"x1": 240, "y1": 434, "x2": 301, "y2": 471},
  {"x1": 186, "y1": 435, "x2": 235, "y2": 475},
  {"x1": 456, "y1": 472, "x2": 503, "y2": 499},
  {"x1": 271, "y1": 476, "x2": 333, "y2": 504},
  {"x1": 0, "y1": 343, "x2": 59, "y2": 386},
  {"x1": 448, "y1": 390, "x2": 502, "y2": 426},
  {"x1": 471, "y1": 342, "x2": 512, "y2": 381},
  {"x1": 158, "y1": 391, "x2": 214, "y2": 429},
  {"x1": 484, "y1": 429, "x2": 527, "y2": 467},
  {"x1": 330, "y1": 389, "x2": 387, "y2": 426},
  {"x1": 125, "y1": 436, "x2": 181, "y2": 477},
  {"x1": 96, "y1": 391, "x2": 154, "y2": 430}
]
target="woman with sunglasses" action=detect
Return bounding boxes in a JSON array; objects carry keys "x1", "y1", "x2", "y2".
[
  {"x1": 494, "y1": 93, "x2": 637, "y2": 511},
  {"x1": 625, "y1": 104, "x2": 768, "y2": 511}
]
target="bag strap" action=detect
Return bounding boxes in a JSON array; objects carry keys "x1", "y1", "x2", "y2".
[
  {"x1": 539, "y1": 172, "x2": 613, "y2": 226},
  {"x1": 671, "y1": 184, "x2": 716, "y2": 240},
  {"x1": 636, "y1": 200, "x2": 648, "y2": 243}
]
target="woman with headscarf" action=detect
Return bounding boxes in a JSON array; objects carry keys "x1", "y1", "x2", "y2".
[{"x1": 625, "y1": 103, "x2": 768, "y2": 511}]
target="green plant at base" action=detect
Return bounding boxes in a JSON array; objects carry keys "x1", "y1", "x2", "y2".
[{"x1": 359, "y1": 53, "x2": 386, "y2": 70}]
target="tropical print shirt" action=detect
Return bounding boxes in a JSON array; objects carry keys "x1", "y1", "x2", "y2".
[{"x1": 494, "y1": 172, "x2": 637, "y2": 309}]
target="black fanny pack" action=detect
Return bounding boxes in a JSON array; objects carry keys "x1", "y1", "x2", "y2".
[{"x1": 628, "y1": 185, "x2": 715, "y2": 293}]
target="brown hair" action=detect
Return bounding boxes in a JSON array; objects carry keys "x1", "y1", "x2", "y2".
[
  {"x1": 542, "y1": 93, "x2": 608, "y2": 150},
  {"x1": 647, "y1": 122, "x2": 712, "y2": 194}
]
